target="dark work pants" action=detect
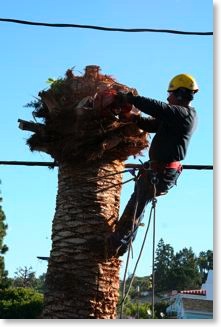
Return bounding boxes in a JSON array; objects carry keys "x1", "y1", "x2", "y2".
[{"x1": 109, "y1": 163, "x2": 182, "y2": 256}]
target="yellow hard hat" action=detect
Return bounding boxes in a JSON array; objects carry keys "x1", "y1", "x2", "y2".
[{"x1": 168, "y1": 74, "x2": 199, "y2": 93}]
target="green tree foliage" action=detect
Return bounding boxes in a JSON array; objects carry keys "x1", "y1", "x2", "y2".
[
  {"x1": 197, "y1": 250, "x2": 213, "y2": 283},
  {"x1": 154, "y1": 239, "x2": 174, "y2": 292},
  {"x1": 0, "y1": 287, "x2": 43, "y2": 318},
  {"x1": 169, "y1": 247, "x2": 202, "y2": 290},
  {"x1": 153, "y1": 301, "x2": 170, "y2": 319},
  {"x1": 11, "y1": 267, "x2": 46, "y2": 293},
  {"x1": 117, "y1": 292, "x2": 169, "y2": 319},
  {"x1": 153, "y1": 239, "x2": 211, "y2": 292},
  {"x1": 120, "y1": 300, "x2": 152, "y2": 319},
  {"x1": 35, "y1": 273, "x2": 46, "y2": 293},
  {"x1": 13, "y1": 266, "x2": 38, "y2": 288},
  {"x1": 120, "y1": 275, "x2": 152, "y2": 300},
  {"x1": 0, "y1": 186, "x2": 9, "y2": 289}
]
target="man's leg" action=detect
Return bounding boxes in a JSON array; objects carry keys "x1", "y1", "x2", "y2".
[
  {"x1": 108, "y1": 168, "x2": 154, "y2": 256},
  {"x1": 156, "y1": 167, "x2": 182, "y2": 194}
]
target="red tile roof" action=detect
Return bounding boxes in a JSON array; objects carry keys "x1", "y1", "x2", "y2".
[{"x1": 179, "y1": 290, "x2": 206, "y2": 296}]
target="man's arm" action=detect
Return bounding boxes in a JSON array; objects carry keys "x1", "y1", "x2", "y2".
[
  {"x1": 132, "y1": 116, "x2": 159, "y2": 132},
  {"x1": 124, "y1": 93, "x2": 188, "y2": 122}
]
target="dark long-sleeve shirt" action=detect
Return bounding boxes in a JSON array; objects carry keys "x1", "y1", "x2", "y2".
[{"x1": 128, "y1": 95, "x2": 197, "y2": 162}]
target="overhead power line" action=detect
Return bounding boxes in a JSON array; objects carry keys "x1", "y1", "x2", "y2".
[
  {"x1": 0, "y1": 161, "x2": 57, "y2": 168},
  {"x1": 0, "y1": 161, "x2": 213, "y2": 170},
  {"x1": 124, "y1": 163, "x2": 213, "y2": 170},
  {"x1": 0, "y1": 18, "x2": 213, "y2": 35}
]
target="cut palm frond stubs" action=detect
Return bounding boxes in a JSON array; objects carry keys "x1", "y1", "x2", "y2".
[{"x1": 19, "y1": 65, "x2": 148, "y2": 163}]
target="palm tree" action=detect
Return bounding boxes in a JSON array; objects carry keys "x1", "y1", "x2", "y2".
[{"x1": 18, "y1": 65, "x2": 148, "y2": 318}]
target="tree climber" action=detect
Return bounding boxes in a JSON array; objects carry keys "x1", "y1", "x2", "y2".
[{"x1": 108, "y1": 73, "x2": 199, "y2": 256}]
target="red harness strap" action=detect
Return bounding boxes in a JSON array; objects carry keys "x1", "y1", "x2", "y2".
[
  {"x1": 150, "y1": 161, "x2": 182, "y2": 172},
  {"x1": 165, "y1": 161, "x2": 182, "y2": 170}
]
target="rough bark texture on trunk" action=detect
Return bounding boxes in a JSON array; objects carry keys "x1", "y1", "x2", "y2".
[
  {"x1": 19, "y1": 65, "x2": 148, "y2": 318},
  {"x1": 43, "y1": 160, "x2": 124, "y2": 319}
]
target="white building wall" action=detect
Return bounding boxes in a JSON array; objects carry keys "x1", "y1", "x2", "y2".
[{"x1": 201, "y1": 270, "x2": 213, "y2": 300}]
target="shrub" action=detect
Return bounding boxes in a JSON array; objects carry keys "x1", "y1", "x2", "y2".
[{"x1": 0, "y1": 287, "x2": 43, "y2": 318}]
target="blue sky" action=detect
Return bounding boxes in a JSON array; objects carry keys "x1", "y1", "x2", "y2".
[{"x1": 0, "y1": 0, "x2": 213, "y2": 280}]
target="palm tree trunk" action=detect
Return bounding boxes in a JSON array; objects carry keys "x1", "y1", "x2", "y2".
[
  {"x1": 42, "y1": 159, "x2": 124, "y2": 319},
  {"x1": 19, "y1": 65, "x2": 148, "y2": 318}
]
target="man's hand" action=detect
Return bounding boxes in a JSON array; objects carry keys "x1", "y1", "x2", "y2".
[
  {"x1": 119, "y1": 107, "x2": 141, "y2": 123},
  {"x1": 115, "y1": 91, "x2": 130, "y2": 106}
]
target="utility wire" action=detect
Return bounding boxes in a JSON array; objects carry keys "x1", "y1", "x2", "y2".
[
  {"x1": 125, "y1": 163, "x2": 213, "y2": 170},
  {"x1": 0, "y1": 161, "x2": 57, "y2": 167},
  {"x1": 0, "y1": 161, "x2": 213, "y2": 170},
  {"x1": 0, "y1": 18, "x2": 213, "y2": 35}
]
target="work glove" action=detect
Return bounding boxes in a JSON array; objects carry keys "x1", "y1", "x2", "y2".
[
  {"x1": 119, "y1": 105, "x2": 141, "y2": 123},
  {"x1": 115, "y1": 91, "x2": 133, "y2": 106}
]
